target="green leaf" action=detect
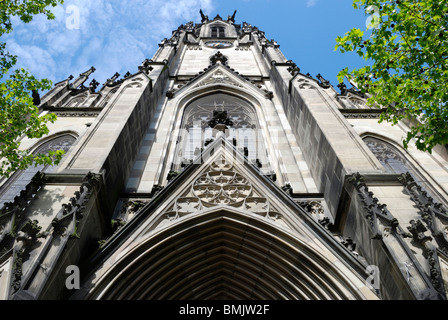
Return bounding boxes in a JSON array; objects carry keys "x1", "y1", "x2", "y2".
[
  {"x1": 335, "y1": 0, "x2": 448, "y2": 152},
  {"x1": 0, "y1": 0, "x2": 65, "y2": 178}
]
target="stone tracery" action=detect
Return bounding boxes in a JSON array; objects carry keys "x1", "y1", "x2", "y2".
[
  {"x1": 163, "y1": 159, "x2": 283, "y2": 225},
  {"x1": 173, "y1": 93, "x2": 269, "y2": 172}
]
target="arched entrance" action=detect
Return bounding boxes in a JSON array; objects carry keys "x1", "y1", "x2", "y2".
[{"x1": 89, "y1": 208, "x2": 367, "y2": 300}]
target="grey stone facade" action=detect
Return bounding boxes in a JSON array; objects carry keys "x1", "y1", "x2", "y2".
[{"x1": 0, "y1": 11, "x2": 447, "y2": 300}]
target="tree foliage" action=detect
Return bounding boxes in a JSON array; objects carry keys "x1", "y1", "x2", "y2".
[
  {"x1": 336, "y1": 0, "x2": 448, "y2": 152},
  {"x1": 0, "y1": 0, "x2": 64, "y2": 177}
]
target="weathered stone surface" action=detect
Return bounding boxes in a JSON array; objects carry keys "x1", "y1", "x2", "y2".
[{"x1": 0, "y1": 11, "x2": 447, "y2": 301}]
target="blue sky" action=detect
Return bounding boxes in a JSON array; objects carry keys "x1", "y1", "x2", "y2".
[{"x1": 3, "y1": 0, "x2": 370, "y2": 90}]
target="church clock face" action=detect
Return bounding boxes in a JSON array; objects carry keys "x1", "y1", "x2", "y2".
[{"x1": 205, "y1": 41, "x2": 233, "y2": 49}]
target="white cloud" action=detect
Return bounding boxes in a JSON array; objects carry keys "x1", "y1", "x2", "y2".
[
  {"x1": 306, "y1": 0, "x2": 317, "y2": 7},
  {"x1": 7, "y1": 40, "x2": 57, "y2": 77},
  {"x1": 4, "y1": 0, "x2": 215, "y2": 85}
]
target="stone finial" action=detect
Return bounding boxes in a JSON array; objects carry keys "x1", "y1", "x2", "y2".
[
  {"x1": 200, "y1": 9, "x2": 208, "y2": 23},
  {"x1": 316, "y1": 73, "x2": 331, "y2": 89},
  {"x1": 338, "y1": 82, "x2": 348, "y2": 95},
  {"x1": 139, "y1": 59, "x2": 154, "y2": 74},
  {"x1": 106, "y1": 72, "x2": 120, "y2": 86},
  {"x1": 80, "y1": 66, "x2": 96, "y2": 77},
  {"x1": 89, "y1": 79, "x2": 100, "y2": 93},
  {"x1": 228, "y1": 10, "x2": 237, "y2": 23}
]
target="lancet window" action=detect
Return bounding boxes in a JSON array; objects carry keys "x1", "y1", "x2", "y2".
[
  {"x1": 0, "y1": 134, "x2": 76, "y2": 208},
  {"x1": 364, "y1": 136, "x2": 444, "y2": 204},
  {"x1": 173, "y1": 93, "x2": 269, "y2": 172}
]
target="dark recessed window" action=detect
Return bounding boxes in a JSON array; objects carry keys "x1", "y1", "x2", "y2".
[{"x1": 211, "y1": 26, "x2": 225, "y2": 38}]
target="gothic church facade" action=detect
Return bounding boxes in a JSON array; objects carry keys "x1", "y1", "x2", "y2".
[{"x1": 1, "y1": 11, "x2": 448, "y2": 300}]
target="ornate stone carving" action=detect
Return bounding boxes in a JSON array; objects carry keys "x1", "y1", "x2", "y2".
[
  {"x1": 407, "y1": 219, "x2": 433, "y2": 244},
  {"x1": 287, "y1": 63, "x2": 301, "y2": 77},
  {"x1": 89, "y1": 79, "x2": 100, "y2": 93},
  {"x1": 348, "y1": 173, "x2": 399, "y2": 239},
  {"x1": 167, "y1": 170, "x2": 180, "y2": 182},
  {"x1": 298, "y1": 200, "x2": 333, "y2": 230},
  {"x1": 210, "y1": 51, "x2": 228, "y2": 66},
  {"x1": 212, "y1": 14, "x2": 223, "y2": 21},
  {"x1": 54, "y1": 111, "x2": 101, "y2": 117},
  {"x1": 342, "y1": 237, "x2": 357, "y2": 252},
  {"x1": 195, "y1": 70, "x2": 243, "y2": 88},
  {"x1": 338, "y1": 82, "x2": 366, "y2": 98},
  {"x1": 341, "y1": 110, "x2": 382, "y2": 119},
  {"x1": 297, "y1": 78, "x2": 315, "y2": 90},
  {"x1": 349, "y1": 97, "x2": 367, "y2": 108},
  {"x1": 166, "y1": 89, "x2": 175, "y2": 99},
  {"x1": 51, "y1": 172, "x2": 101, "y2": 239},
  {"x1": 0, "y1": 172, "x2": 46, "y2": 248},
  {"x1": 424, "y1": 247, "x2": 445, "y2": 293},
  {"x1": 235, "y1": 46, "x2": 251, "y2": 51},
  {"x1": 349, "y1": 172, "x2": 447, "y2": 298},
  {"x1": 261, "y1": 38, "x2": 279, "y2": 49},
  {"x1": 138, "y1": 59, "x2": 154, "y2": 74},
  {"x1": 151, "y1": 184, "x2": 164, "y2": 196},
  {"x1": 264, "y1": 90, "x2": 273, "y2": 99},
  {"x1": 159, "y1": 38, "x2": 177, "y2": 47},
  {"x1": 208, "y1": 110, "x2": 233, "y2": 128},
  {"x1": 184, "y1": 21, "x2": 195, "y2": 32},
  {"x1": 316, "y1": 73, "x2": 331, "y2": 89},
  {"x1": 337, "y1": 82, "x2": 348, "y2": 95},
  {"x1": 113, "y1": 200, "x2": 149, "y2": 232},
  {"x1": 406, "y1": 218, "x2": 446, "y2": 296},
  {"x1": 281, "y1": 183, "x2": 293, "y2": 196},
  {"x1": 298, "y1": 200, "x2": 325, "y2": 215},
  {"x1": 161, "y1": 160, "x2": 283, "y2": 226},
  {"x1": 319, "y1": 217, "x2": 333, "y2": 230},
  {"x1": 398, "y1": 172, "x2": 448, "y2": 254},
  {"x1": 8, "y1": 218, "x2": 42, "y2": 295},
  {"x1": 242, "y1": 22, "x2": 253, "y2": 33}
]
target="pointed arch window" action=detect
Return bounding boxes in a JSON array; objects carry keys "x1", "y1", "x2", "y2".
[
  {"x1": 0, "y1": 134, "x2": 76, "y2": 208},
  {"x1": 364, "y1": 137, "x2": 410, "y2": 174},
  {"x1": 364, "y1": 136, "x2": 443, "y2": 203},
  {"x1": 173, "y1": 93, "x2": 269, "y2": 172}
]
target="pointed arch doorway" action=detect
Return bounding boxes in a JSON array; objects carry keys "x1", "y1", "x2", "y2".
[{"x1": 87, "y1": 207, "x2": 370, "y2": 300}]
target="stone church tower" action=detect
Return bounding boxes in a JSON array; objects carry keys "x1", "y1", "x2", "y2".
[{"x1": 1, "y1": 11, "x2": 448, "y2": 301}]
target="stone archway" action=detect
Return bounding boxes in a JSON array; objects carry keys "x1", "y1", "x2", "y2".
[{"x1": 88, "y1": 208, "x2": 368, "y2": 300}]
